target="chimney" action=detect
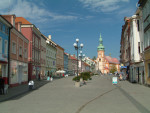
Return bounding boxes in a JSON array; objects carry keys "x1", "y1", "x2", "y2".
[{"x1": 48, "y1": 35, "x2": 51, "y2": 40}]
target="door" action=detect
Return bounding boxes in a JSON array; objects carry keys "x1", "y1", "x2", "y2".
[{"x1": 18, "y1": 66, "x2": 22, "y2": 84}]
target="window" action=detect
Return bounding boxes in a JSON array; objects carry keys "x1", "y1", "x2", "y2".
[
  {"x1": 0, "y1": 23, "x2": 2, "y2": 31},
  {"x1": 32, "y1": 50, "x2": 34, "y2": 60},
  {"x1": 0, "y1": 37, "x2": 2, "y2": 53},
  {"x1": 12, "y1": 42, "x2": 16, "y2": 54},
  {"x1": 32, "y1": 35, "x2": 34, "y2": 46},
  {"x1": 4, "y1": 40, "x2": 8, "y2": 54},
  {"x1": 138, "y1": 42, "x2": 140, "y2": 53},
  {"x1": 24, "y1": 48, "x2": 27, "y2": 58},
  {"x1": 148, "y1": 63, "x2": 150, "y2": 77},
  {"x1": 5, "y1": 26, "x2": 9, "y2": 34},
  {"x1": 19, "y1": 46, "x2": 22, "y2": 56},
  {"x1": 137, "y1": 20, "x2": 140, "y2": 31}
]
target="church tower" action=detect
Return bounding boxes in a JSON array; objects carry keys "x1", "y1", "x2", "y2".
[{"x1": 97, "y1": 34, "x2": 105, "y2": 73}]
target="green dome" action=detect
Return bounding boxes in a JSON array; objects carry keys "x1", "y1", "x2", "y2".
[{"x1": 97, "y1": 33, "x2": 105, "y2": 51}]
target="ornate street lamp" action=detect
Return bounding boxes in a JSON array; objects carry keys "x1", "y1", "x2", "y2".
[
  {"x1": 73, "y1": 38, "x2": 83, "y2": 76},
  {"x1": 79, "y1": 51, "x2": 85, "y2": 73}
]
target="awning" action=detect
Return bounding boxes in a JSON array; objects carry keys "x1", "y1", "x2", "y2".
[{"x1": 121, "y1": 66, "x2": 127, "y2": 68}]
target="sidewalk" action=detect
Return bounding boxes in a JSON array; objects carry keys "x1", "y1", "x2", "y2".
[{"x1": 0, "y1": 79, "x2": 49, "y2": 102}]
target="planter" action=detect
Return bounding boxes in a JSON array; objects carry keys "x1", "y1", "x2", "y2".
[{"x1": 75, "y1": 81, "x2": 80, "y2": 87}]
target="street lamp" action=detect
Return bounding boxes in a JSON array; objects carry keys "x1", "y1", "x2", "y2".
[
  {"x1": 73, "y1": 38, "x2": 83, "y2": 76},
  {"x1": 79, "y1": 51, "x2": 85, "y2": 73}
]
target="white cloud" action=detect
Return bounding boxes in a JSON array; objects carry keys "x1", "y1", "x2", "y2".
[
  {"x1": 0, "y1": 0, "x2": 17, "y2": 10},
  {"x1": 78, "y1": 0, "x2": 129, "y2": 12},
  {"x1": 1, "y1": 0, "x2": 77, "y2": 22}
]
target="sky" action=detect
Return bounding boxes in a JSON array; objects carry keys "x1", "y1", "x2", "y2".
[{"x1": 0, "y1": 0, "x2": 139, "y2": 59}]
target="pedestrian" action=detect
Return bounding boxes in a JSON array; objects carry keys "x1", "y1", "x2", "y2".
[
  {"x1": 47, "y1": 71, "x2": 50, "y2": 81},
  {"x1": 0, "y1": 76, "x2": 4, "y2": 94},
  {"x1": 38, "y1": 73, "x2": 40, "y2": 81}
]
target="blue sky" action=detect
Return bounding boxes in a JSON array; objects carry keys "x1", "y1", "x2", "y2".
[{"x1": 0, "y1": 0, "x2": 139, "y2": 59}]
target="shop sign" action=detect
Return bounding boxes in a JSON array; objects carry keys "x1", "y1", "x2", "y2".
[{"x1": 112, "y1": 77, "x2": 117, "y2": 84}]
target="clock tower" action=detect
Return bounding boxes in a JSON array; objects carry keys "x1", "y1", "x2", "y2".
[{"x1": 97, "y1": 34, "x2": 105, "y2": 73}]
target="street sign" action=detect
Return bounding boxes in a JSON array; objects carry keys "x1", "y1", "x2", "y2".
[{"x1": 112, "y1": 77, "x2": 117, "y2": 84}]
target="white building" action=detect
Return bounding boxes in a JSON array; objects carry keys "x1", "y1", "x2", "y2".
[{"x1": 129, "y1": 8, "x2": 145, "y2": 83}]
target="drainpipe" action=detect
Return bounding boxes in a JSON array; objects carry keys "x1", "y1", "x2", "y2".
[{"x1": 8, "y1": 26, "x2": 13, "y2": 85}]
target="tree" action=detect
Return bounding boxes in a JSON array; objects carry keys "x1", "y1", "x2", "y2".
[
  {"x1": 92, "y1": 56, "x2": 96, "y2": 60},
  {"x1": 109, "y1": 64, "x2": 117, "y2": 74}
]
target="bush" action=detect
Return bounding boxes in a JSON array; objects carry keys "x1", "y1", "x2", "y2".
[
  {"x1": 80, "y1": 72, "x2": 91, "y2": 81},
  {"x1": 72, "y1": 76, "x2": 80, "y2": 82}
]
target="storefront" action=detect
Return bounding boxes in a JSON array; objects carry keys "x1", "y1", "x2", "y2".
[
  {"x1": 10, "y1": 60, "x2": 28, "y2": 87},
  {"x1": 0, "y1": 62, "x2": 8, "y2": 83}
]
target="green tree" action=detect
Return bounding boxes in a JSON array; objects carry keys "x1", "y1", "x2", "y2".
[
  {"x1": 92, "y1": 56, "x2": 96, "y2": 60},
  {"x1": 110, "y1": 64, "x2": 117, "y2": 74}
]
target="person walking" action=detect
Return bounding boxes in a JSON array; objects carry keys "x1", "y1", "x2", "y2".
[{"x1": 0, "y1": 76, "x2": 5, "y2": 94}]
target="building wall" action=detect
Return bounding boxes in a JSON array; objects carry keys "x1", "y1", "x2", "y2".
[
  {"x1": 40, "y1": 36, "x2": 46, "y2": 78},
  {"x1": 21, "y1": 27, "x2": 33, "y2": 62},
  {"x1": 64, "y1": 53, "x2": 68, "y2": 72},
  {"x1": 142, "y1": 0, "x2": 150, "y2": 85},
  {"x1": 9, "y1": 27, "x2": 29, "y2": 87},
  {"x1": 46, "y1": 39, "x2": 57, "y2": 76},
  {"x1": 21, "y1": 26, "x2": 41, "y2": 80},
  {"x1": 0, "y1": 16, "x2": 10, "y2": 82},
  {"x1": 97, "y1": 50, "x2": 105, "y2": 73},
  {"x1": 56, "y1": 46, "x2": 64, "y2": 70}
]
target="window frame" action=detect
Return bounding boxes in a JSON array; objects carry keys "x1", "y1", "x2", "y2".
[
  {"x1": 148, "y1": 63, "x2": 150, "y2": 78},
  {"x1": 24, "y1": 48, "x2": 27, "y2": 58},
  {"x1": 4, "y1": 40, "x2": 8, "y2": 54},
  {"x1": 19, "y1": 45, "x2": 22, "y2": 56},
  {"x1": 12, "y1": 41, "x2": 16, "y2": 54}
]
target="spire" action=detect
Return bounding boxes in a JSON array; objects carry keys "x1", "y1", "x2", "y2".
[
  {"x1": 97, "y1": 33, "x2": 105, "y2": 51},
  {"x1": 99, "y1": 33, "x2": 102, "y2": 42}
]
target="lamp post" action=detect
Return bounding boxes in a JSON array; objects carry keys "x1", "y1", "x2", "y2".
[
  {"x1": 73, "y1": 39, "x2": 83, "y2": 76},
  {"x1": 79, "y1": 51, "x2": 85, "y2": 73}
]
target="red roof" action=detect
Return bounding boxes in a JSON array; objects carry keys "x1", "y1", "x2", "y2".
[
  {"x1": 84, "y1": 62, "x2": 90, "y2": 66},
  {"x1": 105, "y1": 56, "x2": 119, "y2": 64},
  {"x1": 15, "y1": 17, "x2": 31, "y2": 24},
  {"x1": 70, "y1": 56, "x2": 77, "y2": 60}
]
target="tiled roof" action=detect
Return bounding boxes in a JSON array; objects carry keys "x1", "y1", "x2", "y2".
[
  {"x1": 70, "y1": 56, "x2": 77, "y2": 60},
  {"x1": 84, "y1": 62, "x2": 90, "y2": 66},
  {"x1": 15, "y1": 17, "x2": 31, "y2": 24},
  {"x1": 105, "y1": 56, "x2": 119, "y2": 64}
]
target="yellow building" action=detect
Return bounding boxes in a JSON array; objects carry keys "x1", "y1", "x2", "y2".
[{"x1": 139, "y1": 0, "x2": 150, "y2": 85}]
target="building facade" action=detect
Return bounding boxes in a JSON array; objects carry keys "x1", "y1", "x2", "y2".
[
  {"x1": 15, "y1": 17, "x2": 41, "y2": 81},
  {"x1": 120, "y1": 17, "x2": 131, "y2": 80},
  {"x1": 56, "y1": 45, "x2": 64, "y2": 70},
  {"x1": 64, "y1": 53, "x2": 69, "y2": 73},
  {"x1": 40, "y1": 34, "x2": 47, "y2": 79},
  {"x1": 2, "y1": 15, "x2": 29, "y2": 87},
  {"x1": 0, "y1": 15, "x2": 12, "y2": 85},
  {"x1": 139, "y1": 0, "x2": 150, "y2": 85},
  {"x1": 68, "y1": 54, "x2": 77, "y2": 75},
  {"x1": 46, "y1": 35, "x2": 57, "y2": 76},
  {"x1": 97, "y1": 34, "x2": 120, "y2": 74}
]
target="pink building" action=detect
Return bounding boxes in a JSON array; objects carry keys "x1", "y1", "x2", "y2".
[{"x1": 15, "y1": 17, "x2": 41, "y2": 81}]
